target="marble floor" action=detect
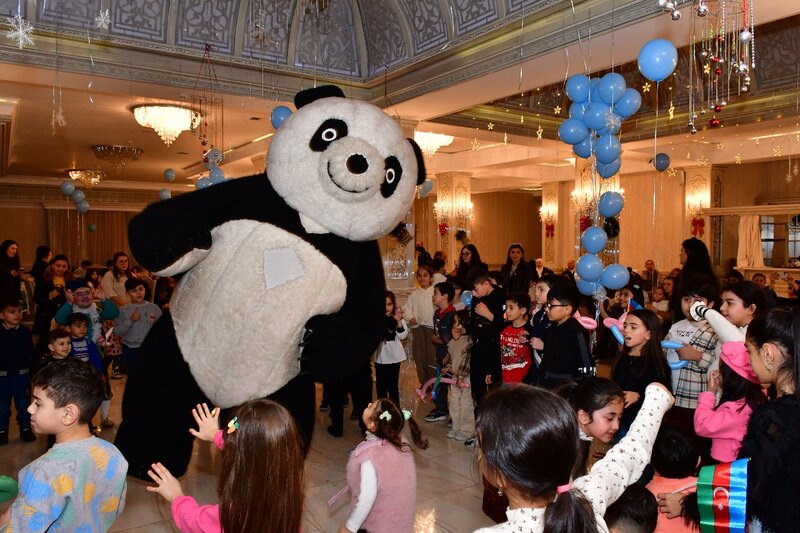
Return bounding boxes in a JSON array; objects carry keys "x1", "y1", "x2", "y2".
[{"x1": 0, "y1": 361, "x2": 496, "y2": 532}]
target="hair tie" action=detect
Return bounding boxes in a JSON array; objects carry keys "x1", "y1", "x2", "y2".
[
  {"x1": 226, "y1": 416, "x2": 239, "y2": 435},
  {"x1": 379, "y1": 411, "x2": 392, "y2": 422},
  {"x1": 557, "y1": 483, "x2": 572, "y2": 494},
  {"x1": 402, "y1": 409, "x2": 411, "y2": 420}
]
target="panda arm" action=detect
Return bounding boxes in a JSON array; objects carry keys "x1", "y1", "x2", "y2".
[{"x1": 129, "y1": 174, "x2": 295, "y2": 274}]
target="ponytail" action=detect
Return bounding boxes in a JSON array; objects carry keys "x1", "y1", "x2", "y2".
[
  {"x1": 543, "y1": 487, "x2": 596, "y2": 533},
  {"x1": 406, "y1": 416, "x2": 429, "y2": 449}
]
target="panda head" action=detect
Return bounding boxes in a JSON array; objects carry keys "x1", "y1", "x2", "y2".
[{"x1": 267, "y1": 86, "x2": 425, "y2": 241}]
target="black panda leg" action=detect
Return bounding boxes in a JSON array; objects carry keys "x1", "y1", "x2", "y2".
[
  {"x1": 267, "y1": 372, "x2": 315, "y2": 456},
  {"x1": 114, "y1": 312, "x2": 208, "y2": 479}
]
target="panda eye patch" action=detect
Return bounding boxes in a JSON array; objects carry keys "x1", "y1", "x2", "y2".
[
  {"x1": 380, "y1": 156, "x2": 403, "y2": 198},
  {"x1": 310, "y1": 119, "x2": 348, "y2": 152}
]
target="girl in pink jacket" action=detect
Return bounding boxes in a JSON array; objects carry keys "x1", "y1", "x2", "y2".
[
  {"x1": 146, "y1": 400, "x2": 305, "y2": 533},
  {"x1": 694, "y1": 341, "x2": 766, "y2": 462}
]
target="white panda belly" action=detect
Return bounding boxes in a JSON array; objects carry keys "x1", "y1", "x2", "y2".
[{"x1": 170, "y1": 219, "x2": 347, "y2": 407}]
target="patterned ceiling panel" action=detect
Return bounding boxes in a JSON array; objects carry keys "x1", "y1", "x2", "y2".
[
  {"x1": 396, "y1": 0, "x2": 447, "y2": 56},
  {"x1": 176, "y1": 0, "x2": 240, "y2": 55},
  {"x1": 452, "y1": 0, "x2": 499, "y2": 37},
  {"x1": 110, "y1": 0, "x2": 169, "y2": 42},
  {"x1": 0, "y1": 0, "x2": 23, "y2": 17},
  {"x1": 241, "y1": 0, "x2": 296, "y2": 63},
  {"x1": 358, "y1": 0, "x2": 408, "y2": 76},
  {"x1": 38, "y1": 0, "x2": 101, "y2": 29},
  {"x1": 295, "y1": 0, "x2": 360, "y2": 78},
  {"x1": 506, "y1": 0, "x2": 563, "y2": 13}
]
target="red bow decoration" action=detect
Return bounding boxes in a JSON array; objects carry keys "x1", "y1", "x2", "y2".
[
  {"x1": 579, "y1": 215, "x2": 592, "y2": 233},
  {"x1": 438, "y1": 222, "x2": 449, "y2": 236},
  {"x1": 545, "y1": 223, "x2": 555, "y2": 238},
  {"x1": 691, "y1": 216, "x2": 705, "y2": 237}
]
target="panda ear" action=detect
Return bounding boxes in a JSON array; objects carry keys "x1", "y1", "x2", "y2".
[
  {"x1": 407, "y1": 138, "x2": 427, "y2": 185},
  {"x1": 294, "y1": 85, "x2": 345, "y2": 109}
]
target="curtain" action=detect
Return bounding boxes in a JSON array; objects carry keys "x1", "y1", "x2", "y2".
[
  {"x1": 46, "y1": 210, "x2": 135, "y2": 267},
  {"x1": 737, "y1": 215, "x2": 764, "y2": 268}
]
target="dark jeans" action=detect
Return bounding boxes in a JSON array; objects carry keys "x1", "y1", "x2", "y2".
[
  {"x1": 375, "y1": 362, "x2": 400, "y2": 406},
  {"x1": 122, "y1": 345, "x2": 139, "y2": 376},
  {"x1": 0, "y1": 371, "x2": 31, "y2": 430},
  {"x1": 433, "y1": 351, "x2": 449, "y2": 414}
]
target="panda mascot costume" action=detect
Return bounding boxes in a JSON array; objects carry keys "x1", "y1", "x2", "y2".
[{"x1": 114, "y1": 85, "x2": 425, "y2": 478}]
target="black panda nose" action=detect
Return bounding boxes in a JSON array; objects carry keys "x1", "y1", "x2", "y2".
[{"x1": 347, "y1": 154, "x2": 369, "y2": 174}]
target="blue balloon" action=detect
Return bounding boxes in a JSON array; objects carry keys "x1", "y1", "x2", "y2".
[
  {"x1": 654, "y1": 152, "x2": 671, "y2": 172},
  {"x1": 60, "y1": 180, "x2": 75, "y2": 195},
  {"x1": 589, "y1": 78, "x2": 602, "y2": 103},
  {"x1": 159, "y1": 188, "x2": 171, "y2": 201},
  {"x1": 661, "y1": 340, "x2": 683, "y2": 350},
  {"x1": 270, "y1": 105, "x2": 293, "y2": 129},
  {"x1": 601, "y1": 263, "x2": 630, "y2": 290},
  {"x1": 71, "y1": 189, "x2": 86, "y2": 203},
  {"x1": 576, "y1": 254, "x2": 604, "y2": 282},
  {"x1": 609, "y1": 325, "x2": 625, "y2": 345},
  {"x1": 595, "y1": 134, "x2": 621, "y2": 165},
  {"x1": 163, "y1": 168, "x2": 176, "y2": 182},
  {"x1": 581, "y1": 226, "x2": 608, "y2": 254},
  {"x1": 460, "y1": 290, "x2": 473, "y2": 308},
  {"x1": 196, "y1": 177, "x2": 211, "y2": 189},
  {"x1": 668, "y1": 360, "x2": 689, "y2": 370},
  {"x1": 597, "y1": 158, "x2": 621, "y2": 178},
  {"x1": 638, "y1": 38, "x2": 678, "y2": 83},
  {"x1": 419, "y1": 180, "x2": 433, "y2": 198},
  {"x1": 209, "y1": 165, "x2": 226, "y2": 184},
  {"x1": 76, "y1": 200, "x2": 90, "y2": 214},
  {"x1": 614, "y1": 88, "x2": 642, "y2": 118},
  {"x1": 573, "y1": 136, "x2": 594, "y2": 158},
  {"x1": 597, "y1": 112, "x2": 622, "y2": 136},
  {"x1": 87, "y1": 223, "x2": 97, "y2": 233},
  {"x1": 569, "y1": 101, "x2": 588, "y2": 121},
  {"x1": 558, "y1": 118, "x2": 589, "y2": 145},
  {"x1": 599, "y1": 191, "x2": 625, "y2": 218},
  {"x1": 597, "y1": 73, "x2": 627, "y2": 105},
  {"x1": 577, "y1": 279, "x2": 598, "y2": 296},
  {"x1": 584, "y1": 102, "x2": 611, "y2": 131},
  {"x1": 565, "y1": 74, "x2": 591, "y2": 103}
]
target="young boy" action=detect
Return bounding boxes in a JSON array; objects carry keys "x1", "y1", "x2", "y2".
[
  {"x1": 0, "y1": 300, "x2": 36, "y2": 444},
  {"x1": 444, "y1": 310, "x2": 473, "y2": 441},
  {"x1": 0, "y1": 358, "x2": 128, "y2": 531},
  {"x1": 664, "y1": 281, "x2": 719, "y2": 432},
  {"x1": 466, "y1": 268, "x2": 506, "y2": 408},
  {"x1": 66, "y1": 312, "x2": 112, "y2": 428},
  {"x1": 499, "y1": 292, "x2": 534, "y2": 384},
  {"x1": 604, "y1": 484, "x2": 658, "y2": 533},
  {"x1": 645, "y1": 425, "x2": 699, "y2": 533},
  {"x1": 426, "y1": 281, "x2": 456, "y2": 423},
  {"x1": 40, "y1": 328, "x2": 72, "y2": 368},
  {"x1": 536, "y1": 284, "x2": 594, "y2": 389},
  {"x1": 403, "y1": 266, "x2": 436, "y2": 389},
  {"x1": 114, "y1": 277, "x2": 162, "y2": 373}
]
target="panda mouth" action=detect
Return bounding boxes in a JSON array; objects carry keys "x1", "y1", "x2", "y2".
[{"x1": 327, "y1": 161, "x2": 369, "y2": 194}]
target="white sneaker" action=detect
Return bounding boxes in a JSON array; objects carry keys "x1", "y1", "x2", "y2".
[
  {"x1": 446, "y1": 430, "x2": 458, "y2": 439},
  {"x1": 454, "y1": 432, "x2": 468, "y2": 441}
]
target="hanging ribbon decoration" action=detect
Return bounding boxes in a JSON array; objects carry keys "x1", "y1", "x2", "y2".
[
  {"x1": 87, "y1": 31, "x2": 95, "y2": 107},
  {"x1": 545, "y1": 222, "x2": 555, "y2": 238},
  {"x1": 692, "y1": 216, "x2": 705, "y2": 237}
]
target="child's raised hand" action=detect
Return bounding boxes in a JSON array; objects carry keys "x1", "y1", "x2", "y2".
[
  {"x1": 189, "y1": 403, "x2": 220, "y2": 442},
  {"x1": 707, "y1": 369, "x2": 721, "y2": 394},
  {"x1": 64, "y1": 289, "x2": 74, "y2": 304},
  {"x1": 393, "y1": 308, "x2": 404, "y2": 321},
  {"x1": 146, "y1": 462, "x2": 185, "y2": 503},
  {"x1": 94, "y1": 287, "x2": 105, "y2": 300},
  {"x1": 131, "y1": 308, "x2": 141, "y2": 321}
]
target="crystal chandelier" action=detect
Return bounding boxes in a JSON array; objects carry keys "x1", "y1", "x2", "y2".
[
  {"x1": 93, "y1": 145, "x2": 143, "y2": 172},
  {"x1": 414, "y1": 131, "x2": 455, "y2": 158},
  {"x1": 68, "y1": 169, "x2": 107, "y2": 187},
  {"x1": 132, "y1": 105, "x2": 201, "y2": 146}
]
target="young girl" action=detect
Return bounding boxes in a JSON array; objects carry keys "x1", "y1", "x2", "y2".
[
  {"x1": 690, "y1": 280, "x2": 767, "y2": 344},
  {"x1": 474, "y1": 382, "x2": 674, "y2": 532},
  {"x1": 147, "y1": 400, "x2": 305, "y2": 533},
  {"x1": 557, "y1": 377, "x2": 626, "y2": 476},
  {"x1": 375, "y1": 291, "x2": 408, "y2": 406},
  {"x1": 445, "y1": 310, "x2": 473, "y2": 440},
  {"x1": 403, "y1": 265, "x2": 436, "y2": 390},
  {"x1": 338, "y1": 398, "x2": 428, "y2": 533},
  {"x1": 613, "y1": 309, "x2": 672, "y2": 440},
  {"x1": 693, "y1": 341, "x2": 765, "y2": 462}
]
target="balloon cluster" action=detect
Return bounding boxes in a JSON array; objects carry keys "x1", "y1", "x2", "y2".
[
  {"x1": 59, "y1": 180, "x2": 90, "y2": 214},
  {"x1": 196, "y1": 148, "x2": 226, "y2": 190},
  {"x1": 575, "y1": 190, "x2": 630, "y2": 297}
]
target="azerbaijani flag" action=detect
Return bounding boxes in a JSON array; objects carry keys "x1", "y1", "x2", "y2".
[{"x1": 697, "y1": 458, "x2": 749, "y2": 533}]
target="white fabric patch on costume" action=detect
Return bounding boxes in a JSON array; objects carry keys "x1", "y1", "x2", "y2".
[{"x1": 263, "y1": 247, "x2": 304, "y2": 289}]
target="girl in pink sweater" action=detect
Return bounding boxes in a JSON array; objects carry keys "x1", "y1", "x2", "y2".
[
  {"x1": 146, "y1": 400, "x2": 305, "y2": 533},
  {"x1": 694, "y1": 341, "x2": 766, "y2": 462},
  {"x1": 336, "y1": 398, "x2": 428, "y2": 533}
]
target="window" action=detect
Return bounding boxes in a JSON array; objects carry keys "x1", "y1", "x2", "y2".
[{"x1": 761, "y1": 216, "x2": 775, "y2": 266}]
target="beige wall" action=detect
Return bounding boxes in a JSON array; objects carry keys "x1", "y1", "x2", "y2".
[{"x1": 0, "y1": 206, "x2": 48, "y2": 268}]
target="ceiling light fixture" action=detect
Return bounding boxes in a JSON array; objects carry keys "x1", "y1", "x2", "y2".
[
  {"x1": 414, "y1": 131, "x2": 455, "y2": 158},
  {"x1": 132, "y1": 104, "x2": 201, "y2": 146},
  {"x1": 92, "y1": 145, "x2": 143, "y2": 172},
  {"x1": 68, "y1": 169, "x2": 107, "y2": 187}
]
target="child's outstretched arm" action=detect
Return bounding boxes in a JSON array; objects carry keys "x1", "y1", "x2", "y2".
[
  {"x1": 147, "y1": 463, "x2": 185, "y2": 502},
  {"x1": 188, "y1": 403, "x2": 222, "y2": 448}
]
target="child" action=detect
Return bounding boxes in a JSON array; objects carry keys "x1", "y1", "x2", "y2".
[
  {"x1": 375, "y1": 291, "x2": 408, "y2": 406},
  {"x1": 40, "y1": 328, "x2": 71, "y2": 368},
  {"x1": 114, "y1": 277, "x2": 163, "y2": 373},
  {"x1": 473, "y1": 382, "x2": 674, "y2": 533},
  {"x1": 445, "y1": 310, "x2": 473, "y2": 441},
  {"x1": 689, "y1": 280, "x2": 767, "y2": 344},
  {"x1": 66, "y1": 312, "x2": 112, "y2": 428},
  {"x1": 403, "y1": 265, "x2": 436, "y2": 389},
  {"x1": 54, "y1": 279, "x2": 119, "y2": 344},
  {"x1": 339, "y1": 398, "x2": 428, "y2": 533},
  {"x1": 693, "y1": 342, "x2": 765, "y2": 462},
  {"x1": 499, "y1": 292, "x2": 534, "y2": 384},
  {"x1": 147, "y1": 400, "x2": 304, "y2": 532},
  {"x1": 646, "y1": 286, "x2": 670, "y2": 324},
  {"x1": 430, "y1": 258, "x2": 448, "y2": 285},
  {"x1": 645, "y1": 425, "x2": 699, "y2": 533},
  {"x1": 526, "y1": 275, "x2": 565, "y2": 379},
  {"x1": 449, "y1": 276, "x2": 467, "y2": 311},
  {"x1": 0, "y1": 358, "x2": 127, "y2": 531},
  {"x1": 613, "y1": 309, "x2": 672, "y2": 440},
  {"x1": 0, "y1": 299, "x2": 36, "y2": 444},
  {"x1": 557, "y1": 377, "x2": 625, "y2": 476},
  {"x1": 604, "y1": 484, "x2": 658, "y2": 533},
  {"x1": 537, "y1": 283, "x2": 594, "y2": 389},
  {"x1": 466, "y1": 268, "x2": 506, "y2": 405},
  {"x1": 427, "y1": 282, "x2": 456, "y2": 422}
]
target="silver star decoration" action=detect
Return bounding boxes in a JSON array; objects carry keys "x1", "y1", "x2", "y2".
[
  {"x1": 735, "y1": 153, "x2": 742, "y2": 164},
  {"x1": 51, "y1": 107, "x2": 66, "y2": 132},
  {"x1": 536, "y1": 126, "x2": 544, "y2": 140},
  {"x1": 605, "y1": 113, "x2": 622, "y2": 133},
  {"x1": 471, "y1": 138, "x2": 480, "y2": 151},
  {"x1": 95, "y1": 9, "x2": 111, "y2": 30},
  {"x1": 773, "y1": 146, "x2": 783, "y2": 157},
  {"x1": 5, "y1": 14, "x2": 34, "y2": 49},
  {"x1": 503, "y1": 132, "x2": 508, "y2": 145},
  {"x1": 787, "y1": 173, "x2": 793, "y2": 184}
]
